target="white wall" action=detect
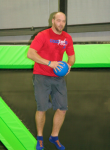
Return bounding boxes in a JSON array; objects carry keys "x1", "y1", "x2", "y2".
[
  {"x1": 1, "y1": 0, "x2": 110, "y2": 29},
  {"x1": 0, "y1": 31, "x2": 110, "y2": 43},
  {"x1": 67, "y1": 0, "x2": 110, "y2": 25},
  {"x1": 69, "y1": 31, "x2": 110, "y2": 42},
  {"x1": 0, "y1": 0, "x2": 59, "y2": 29}
]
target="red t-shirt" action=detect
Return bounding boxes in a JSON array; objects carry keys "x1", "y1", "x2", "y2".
[{"x1": 30, "y1": 28, "x2": 75, "y2": 76}]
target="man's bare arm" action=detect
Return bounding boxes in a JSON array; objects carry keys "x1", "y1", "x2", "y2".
[
  {"x1": 65, "y1": 54, "x2": 75, "y2": 75},
  {"x1": 27, "y1": 48, "x2": 63, "y2": 70},
  {"x1": 67, "y1": 54, "x2": 75, "y2": 66},
  {"x1": 27, "y1": 48, "x2": 49, "y2": 65}
]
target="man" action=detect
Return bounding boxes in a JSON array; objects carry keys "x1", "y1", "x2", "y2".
[{"x1": 27, "y1": 12, "x2": 75, "y2": 150}]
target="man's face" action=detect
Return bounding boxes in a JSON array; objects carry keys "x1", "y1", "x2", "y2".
[{"x1": 52, "y1": 13, "x2": 66, "y2": 33}]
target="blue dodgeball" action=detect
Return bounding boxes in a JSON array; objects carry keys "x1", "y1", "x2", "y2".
[{"x1": 53, "y1": 61, "x2": 69, "y2": 77}]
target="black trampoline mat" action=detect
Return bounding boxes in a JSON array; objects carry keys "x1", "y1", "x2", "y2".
[{"x1": 0, "y1": 69, "x2": 110, "y2": 150}]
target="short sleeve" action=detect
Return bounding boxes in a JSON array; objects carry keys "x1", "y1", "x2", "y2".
[
  {"x1": 30, "y1": 32, "x2": 45, "y2": 52},
  {"x1": 66, "y1": 35, "x2": 75, "y2": 56}
]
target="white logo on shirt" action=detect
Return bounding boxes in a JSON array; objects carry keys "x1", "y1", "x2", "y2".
[{"x1": 50, "y1": 38, "x2": 68, "y2": 49}]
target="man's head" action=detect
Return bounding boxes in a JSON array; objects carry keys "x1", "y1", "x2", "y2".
[{"x1": 52, "y1": 12, "x2": 66, "y2": 34}]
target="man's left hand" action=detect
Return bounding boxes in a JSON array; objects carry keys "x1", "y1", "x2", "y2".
[{"x1": 65, "y1": 63, "x2": 71, "y2": 76}]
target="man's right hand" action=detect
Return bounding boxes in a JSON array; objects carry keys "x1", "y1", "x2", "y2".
[{"x1": 49, "y1": 61, "x2": 63, "y2": 72}]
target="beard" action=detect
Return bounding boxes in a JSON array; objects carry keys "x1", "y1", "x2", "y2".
[{"x1": 54, "y1": 23, "x2": 64, "y2": 33}]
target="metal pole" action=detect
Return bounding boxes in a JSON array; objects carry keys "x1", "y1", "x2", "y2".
[{"x1": 60, "y1": 0, "x2": 67, "y2": 32}]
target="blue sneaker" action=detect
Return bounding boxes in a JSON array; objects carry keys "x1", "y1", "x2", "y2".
[
  {"x1": 49, "y1": 136, "x2": 65, "y2": 150},
  {"x1": 36, "y1": 136, "x2": 44, "y2": 150}
]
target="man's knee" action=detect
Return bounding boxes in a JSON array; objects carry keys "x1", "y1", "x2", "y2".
[
  {"x1": 36, "y1": 111, "x2": 46, "y2": 116},
  {"x1": 57, "y1": 109, "x2": 67, "y2": 115}
]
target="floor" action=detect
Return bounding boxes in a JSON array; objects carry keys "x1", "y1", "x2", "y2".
[{"x1": 0, "y1": 68, "x2": 110, "y2": 150}]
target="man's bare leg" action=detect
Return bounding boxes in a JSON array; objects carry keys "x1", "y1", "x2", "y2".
[
  {"x1": 35, "y1": 111, "x2": 46, "y2": 149},
  {"x1": 51, "y1": 109, "x2": 66, "y2": 136},
  {"x1": 49, "y1": 109, "x2": 66, "y2": 150},
  {"x1": 35, "y1": 111, "x2": 46, "y2": 136}
]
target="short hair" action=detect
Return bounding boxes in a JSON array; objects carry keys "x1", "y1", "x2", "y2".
[{"x1": 52, "y1": 12, "x2": 66, "y2": 20}]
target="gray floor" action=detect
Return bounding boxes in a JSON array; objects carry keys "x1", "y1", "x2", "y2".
[{"x1": 0, "y1": 69, "x2": 110, "y2": 150}]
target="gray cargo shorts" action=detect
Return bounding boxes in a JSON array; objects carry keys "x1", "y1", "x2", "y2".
[{"x1": 33, "y1": 74, "x2": 68, "y2": 111}]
